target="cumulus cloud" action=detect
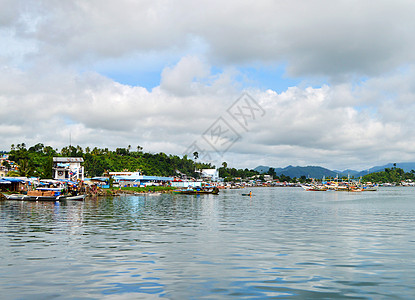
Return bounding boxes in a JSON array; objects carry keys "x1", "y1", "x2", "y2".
[
  {"x1": 2, "y1": 1, "x2": 415, "y2": 170},
  {"x1": 2, "y1": 58, "x2": 415, "y2": 170},
  {"x1": 160, "y1": 56, "x2": 210, "y2": 96},
  {"x1": 3, "y1": 0, "x2": 415, "y2": 79}
]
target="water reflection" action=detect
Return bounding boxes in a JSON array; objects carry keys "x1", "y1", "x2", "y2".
[{"x1": 1, "y1": 188, "x2": 415, "y2": 298}]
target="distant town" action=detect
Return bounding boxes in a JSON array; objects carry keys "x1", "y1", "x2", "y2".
[{"x1": 2, "y1": 143, "x2": 415, "y2": 198}]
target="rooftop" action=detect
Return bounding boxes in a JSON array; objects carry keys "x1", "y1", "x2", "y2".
[{"x1": 53, "y1": 157, "x2": 84, "y2": 163}]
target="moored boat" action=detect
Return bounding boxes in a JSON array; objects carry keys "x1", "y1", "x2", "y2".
[
  {"x1": 2, "y1": 192, "x2": 86, "y2": 201},
  {"x1": 300, "y1": 184, "x2": 327, "y2": 191},
  {"x1": 63, "y1": 194, "x2": 86, "y2": 201},
  {"x1": 173, "y1": 187, "x2": 219, "y2": 195},
  {"x1": 3, "y1": 194, "x2": 28, "y2": 200},
  {"x1": 11, "y1": 188, "x2": 87, "y2": 201}
]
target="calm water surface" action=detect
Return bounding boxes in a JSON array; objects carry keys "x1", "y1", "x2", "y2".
[{"x1": 1, "y1": 187, "x2": 415, "y2": 299}]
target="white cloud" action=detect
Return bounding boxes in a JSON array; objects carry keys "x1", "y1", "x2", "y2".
[
  {"x1": 2, "y1": 1, "x2": 415, "y2": 171},
  {"x1": 2, "y1": 60, "x2": 415, "y2": 170},
  {"x1": 160, "y1": 56, "x2": 210, "y2": 96},
  {"x1": 3, "y1": 1, "x2": 415, "y2": 78}
]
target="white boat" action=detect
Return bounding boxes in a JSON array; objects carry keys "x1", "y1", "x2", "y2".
[
  {"x1": 2, "y1": 191, "x2": 86, "y2": 201},
  {"x1": 300, "y1": 184, "x2": 327, "y2": 191},
  {"x1": 24, "y1": 194, "x2": 86, "y2": 201},
  {"x1": 363, "y1": 185, "x2": 378, "y2": 191},
  {"x1": 63, "y1": 194, "x2": 86, "y2": 200},
  {"x1": 4, "y1": 194, "x2": 28, "y2": 200}
]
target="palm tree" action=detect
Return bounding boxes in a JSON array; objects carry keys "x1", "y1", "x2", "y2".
[{"x1": 17, "y1": 159, "x2": 33, "y2": 177}]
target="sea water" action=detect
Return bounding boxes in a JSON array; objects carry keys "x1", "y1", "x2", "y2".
[{"x1": 1, "y1": 187, "x2": 415, "y2": 299}]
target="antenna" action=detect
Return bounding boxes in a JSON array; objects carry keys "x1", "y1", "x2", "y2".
[{"x1": 69, "y1": 131, "x2": 71, "y2": 148}]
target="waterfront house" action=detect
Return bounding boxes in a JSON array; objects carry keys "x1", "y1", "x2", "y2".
[
  {"x1": 201, "y1": 169, "x2": 220, "y2": 181},
  {"x1": 53, "y1": 157, "x2": 84, "y2": 181},
  {"x1": 110, "y1": 172, "x2": 173, "y2": 187}
]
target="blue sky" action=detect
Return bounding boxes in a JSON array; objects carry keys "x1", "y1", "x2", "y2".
[{"x1": 94, "y1": 52, "x2": 304, "y2": 93}]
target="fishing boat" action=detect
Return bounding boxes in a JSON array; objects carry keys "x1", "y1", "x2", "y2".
[
  {"x1": 173, "y1": 187, "x2": 219, "y2": 195},
  {"x1": 64, "y1": 194, "x2": 87, "y2": 200},
  {"x1": 3, "y1": 194, "x2": 28, "y2": 200},
  {"x1": 300, "y1": 184, "x2": 327, "y2": 191},
  {"x1": 2, "y1": 192, "x2": 86, "y2": 201},
  {"x1": 24, "y1": 188, "x2": 86, "y2": 201},
  {"x1": 363, "y1": 184, "x2": 378, "y2": 191}
]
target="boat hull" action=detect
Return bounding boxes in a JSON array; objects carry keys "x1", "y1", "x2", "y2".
[
  {"x1": 173, "y1": 187, "x2": 219, "y2": 195},
  {"x1": 173, "y1": 190, "x2": 219, "y2": 195},
  {"x1": 4, "y1": 194, "x2": 86, "y2": 201},
  {"x1": 3, "y1": 194, "x2": 27, "y2": 200}
]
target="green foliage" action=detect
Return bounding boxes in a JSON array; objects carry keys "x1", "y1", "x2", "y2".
[
  {"x1": 277, "y1": 174, "x2": 292, "y2": 182},
  {"x1": 8, "y1": 143, "x2": 53, "y2": 178},
  {"x1": 267, "y1": 167, "x2": 276, "y2": 177},
  {"x1": 362, "y1": 167, "x2": 415, "y2": 183},
  {"x1": 219, "y1": 167, "x2": 259, "y2": 179},
  {"x1": 7, "y1": 143, "x2": 215, "y2": 178}
]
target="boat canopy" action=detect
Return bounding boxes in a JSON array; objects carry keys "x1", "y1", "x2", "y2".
[
  {"x1": 1, "y1": 177, "x2": 25, "y2": 183},
  {"x1": 36, "y1": 187, "x2": 64, "y2": 191},
  {"x1": 91, "y1": 177, "x2": 109, "y2": 182}
]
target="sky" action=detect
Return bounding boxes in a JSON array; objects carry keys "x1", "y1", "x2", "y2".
[{"x1": 2, "y1": 0, "x2": 415, "y2": 171}]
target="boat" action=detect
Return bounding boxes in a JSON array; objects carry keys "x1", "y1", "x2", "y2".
[
  {"x1": 23, "y1": 194, "x2": 86, "y2": 201},
  {"x1": 363, "y1": 184, "x2": 378, "y2": 191},
  {"x1": 3, "y1": 194, "x2": 28, "y2": 200},
  {"x1": 64, "y1": 194, "x2": 86, "y2": 201},
  {"x1": 20, "y1": 188, "x2": 86, "y2": 201},
  {"x1": 173, "y1": 187, "x2": 219, "y2": 195},
  {"x1": 1, "y1": 192, "x2": 85, "y2": 201},
  {"x1": 300, "y1": 184, "x2": 327, "y2": 191},
  {"x1": 242, "y1": 193, "x2": 253, "y2": 196},
  {"x1": 348, "y1": 187, "x2": 363, "y2": 192}
]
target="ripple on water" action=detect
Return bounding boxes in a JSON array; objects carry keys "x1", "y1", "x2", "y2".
[{"x1": 1, "y1": 188, "x2": 415, "y2": 299}]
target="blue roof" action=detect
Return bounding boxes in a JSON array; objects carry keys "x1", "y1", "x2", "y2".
[
  {"x1": 92, "y1": 177, "x2": 109, "y2": 182},
  {"x1": 2, "y1": 177, "x2": 25, "y2": 183}
]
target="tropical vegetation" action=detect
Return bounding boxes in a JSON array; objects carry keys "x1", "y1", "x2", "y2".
[
  {"x1": 362, "y1": 165, "x2": 415, "y2": 183},
  {"x1": 4, "y1": 143, "x2": 255, "y2": 180}
]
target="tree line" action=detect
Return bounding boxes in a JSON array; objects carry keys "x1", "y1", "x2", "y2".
[
  {"x1": 3, "y1": 143, "x2": 255, "y2": 180},
  {"x1": 362, "y1": 165, "x2": 415, "y2": 183}
]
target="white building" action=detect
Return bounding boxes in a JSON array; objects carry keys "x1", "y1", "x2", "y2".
[
  {"x1": 109, "y1": 171, "x2": 141, "y2": 177},
  {"x1": 171, "y1": 180, "x2": 202, "y2": 188},
  {"x1": 53, "y1": 157, "x2": 84, "y2": 181},
  {"x1": 201, "y1": 169, "x2": 220, "y2": 181}
]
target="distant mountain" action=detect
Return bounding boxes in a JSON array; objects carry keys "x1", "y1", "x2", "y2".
[
  {"x1": 354, "y1": 162, "x2": 415, "y2": 177},
  {"x1": 255, "y1": 165, "x2": 337, "y2": 179},
  {"x1": 335, "y1": 169, "x2": 360, "y2": 176},
  {"x1": 254, "y1": 162, "x2": 415, "y2": 179},
  {"x1": 279, "y1": 166, "x2": 338, "y2": 179}
]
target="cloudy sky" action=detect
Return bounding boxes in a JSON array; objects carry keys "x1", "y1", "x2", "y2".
[{"x1": 2, "y1": 0, "x2": 415, "y2": 171}]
